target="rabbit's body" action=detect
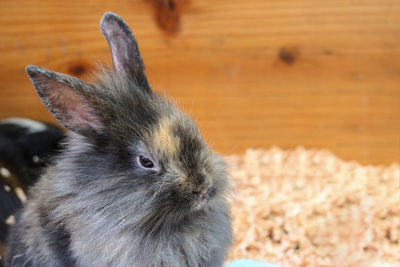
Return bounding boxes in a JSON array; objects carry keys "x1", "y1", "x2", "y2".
[
  {"x1": 8, "y1": 136, "x2": 230, "y2": 267},
  {"x1": 5, "y1": 13, "x2": 232, "y2": 267}
]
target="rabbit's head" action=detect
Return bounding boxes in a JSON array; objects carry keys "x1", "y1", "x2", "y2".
[{"x1": 25, "y1": 13, "x2": 230, "y2": 236}]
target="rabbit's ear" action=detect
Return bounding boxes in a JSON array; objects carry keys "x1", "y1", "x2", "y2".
[
  {"x1": 26, "y1": 65, "x2": 103, "y2": 136},
  {"x1": 100, "y1": 12, "x2": 150, "y2": 91}
]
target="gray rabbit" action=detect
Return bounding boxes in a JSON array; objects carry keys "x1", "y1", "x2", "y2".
[{"x1": 5, "y1": 12, "x2": 232, "y2": 267}]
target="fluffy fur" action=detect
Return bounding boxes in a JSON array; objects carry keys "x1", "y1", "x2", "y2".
[{"x1": 5, "y1": 12, "x2": 232, "y2": 267}]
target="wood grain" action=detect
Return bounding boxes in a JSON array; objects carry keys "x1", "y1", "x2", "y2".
[{"x1": 0, "y1": 0, "x2": 399, "y2": 164}]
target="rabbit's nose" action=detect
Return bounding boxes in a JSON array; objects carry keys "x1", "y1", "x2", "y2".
[{"x1": 192, "y1": 188, "x2": 207, "y2": 201}]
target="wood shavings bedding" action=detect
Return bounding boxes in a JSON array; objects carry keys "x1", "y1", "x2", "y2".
[{"x1": 225, "y1": 147, "x2": 399, "y2": 267}]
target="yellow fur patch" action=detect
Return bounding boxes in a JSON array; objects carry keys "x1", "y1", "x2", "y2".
[{"x1": 152, "y1": 117, "x2": 179, "y2": 156}]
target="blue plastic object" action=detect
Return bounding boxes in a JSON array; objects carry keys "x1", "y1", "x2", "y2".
[{"x1": 226, "y1": 259, "x2": 284, "y2": 267}]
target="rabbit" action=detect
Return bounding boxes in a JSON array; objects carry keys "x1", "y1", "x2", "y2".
[
  {"x1": 0, "y1": 118, "x2": 65, "y2": 188},
  {"x1": 0, "y1": 118, "x2": 65, "y2": 263},
  {"x1": 0, "y1": 176, "x2": 22, "y2": 267},
  {"x1": 5, "y1": 12, "x2": 232, "y2": 267}
]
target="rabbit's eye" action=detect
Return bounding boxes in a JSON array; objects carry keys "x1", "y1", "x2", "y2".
[{"x1": 138, "y1": 155, "x2": 155, "y2": 169}]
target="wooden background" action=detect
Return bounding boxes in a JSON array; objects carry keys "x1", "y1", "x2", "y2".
[{"x1": 0, "y1": 0, "x2": 399, "y2": 164}]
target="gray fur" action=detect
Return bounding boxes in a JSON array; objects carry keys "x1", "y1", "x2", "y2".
[{"x1": 5, "y1": 12, "x2": 232, "y2": 267}]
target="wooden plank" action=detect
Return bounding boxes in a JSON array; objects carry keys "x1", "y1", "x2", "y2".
[{"x1": 0, "y1": 0, "x2": 399, "y2": 164}]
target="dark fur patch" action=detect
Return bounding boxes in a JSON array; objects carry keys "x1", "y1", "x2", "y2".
[{"x1": 38, "y1": 209, "x2": 76, "y2": 266}]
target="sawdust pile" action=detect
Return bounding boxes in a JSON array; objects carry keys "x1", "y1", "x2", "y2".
[{"x1": 225, "y1": 147, "x2": 399, "y2": 267}]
